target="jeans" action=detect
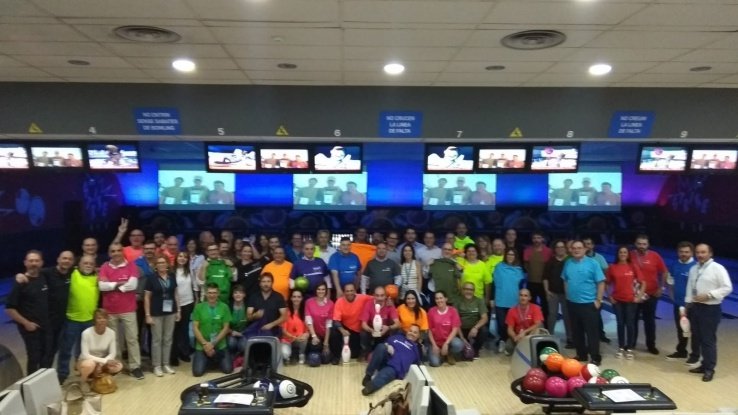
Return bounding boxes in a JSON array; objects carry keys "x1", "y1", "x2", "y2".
[
  {"x1": 495, "y1": 307, "x2": 511, "y2": 342},
  {"x1": 280, "y1": 340, "x2": 308, "y2": 361},
  {"x1": 428, "y1": 337, "x2": 464, "y2": 367},
  {"x1": 635, "y1": 296, "x2": 658, "y2": 349},
  {"x1": 365, "y1": 343, "x2": 398, "y2": 390},
  {"x1": 227, "y1": 335, "x2": 248, "y2": 355},
  {"x1": 329, "y1": 327, "x2": 361, "y2": 360},
  {"x1": 691, "y1": 303, "x2": 722, "y2": 373},
  {"x1": 108, "y1": 311, "x2": 140, "y2": 370},
  {"x1": 546, "y1": 292, "x2": 571, "y2": 343},
  {"x1": 612, "y1": 302, "x2": 637, "y2": 349},
  {"x1": 568, "y1": 301, "x2": 601, "y2": 363},
  {"x1": 150, "y1": 313, "x2": 176, "y2": 368},
  {"x1": 192, "y1": 348, "x2": 232, "y2": 377},
  {"x1": 172, "y1": 302, "x2": 194, "y2": 360},
  {"x1": 57, "y1": 320, "x2": 93, "y2": 381},
  {"x1": 359, "y1": 330, "x2": 391, "y2": 357}
]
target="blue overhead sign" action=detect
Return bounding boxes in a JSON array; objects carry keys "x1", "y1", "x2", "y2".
[
  {"x1": 608, "y1": 111, "x2": 654, "y2": 138},
  {"x1": 379, "y1": 111, "x2": 423, "y2": 138},
  {"x1": 134, "y1": 108, "x2": 181, "y2": 135}
]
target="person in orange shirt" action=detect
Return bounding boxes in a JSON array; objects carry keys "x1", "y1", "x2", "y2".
[
  {"x1": 281, "y1": 290, "x2": 309, "y2": 365},
  {"x1": 329, "y1": 283, "x2": 371, "y2": 364},
  {"x1": 351, "y1": 228, "x2": 377, "y2": 272},
  {"x1": 262, "y1": 247, "x2": 293, "y2": 300}
]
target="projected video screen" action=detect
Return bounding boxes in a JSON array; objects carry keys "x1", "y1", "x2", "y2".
[
  {"x1": 0, "y1": 144, "x2": 29, "y2": 169},
  {"x1": 425, "y1": 145, "x2": 474, "y2": 172},
  {"x1": 638, "y1": 146, "x2": 687, "y2": 172},
  {"x1": 30, "y1": 145, "x2": 84, "y2": 168},
  {"x1": 86, "y1": 143, "x2": 139, "y2": 171},
  {"x1": 259, "y1": 148, "x2": 310, "y2": 171},
  {"x1": 531, "y1": 145, "x2": 579, "y2": 172},
  {"x1": 207, "y1": 144, "x2": 257, "y2": 172},
  {"x1": 423, "y1": 174, "x2": 496, "y2": 210},
  {"x1": 293, "y1": 173, "x2": 367, "y2": 211},
  {"x1": 549, "y1": 172, "x2": 622, "y2": 212},
  {"x1": 477, "y1": 148, "x2": 527, "y2": 171},
  {"x1": 689, "y1": 149, "x2": 737, "y2": 172},
  {"x1": 158, "y1": 170, "x2": 235, "y2": 210},
  {"x1": 313, "y1": 145, "x2": 362, "y2": 172}
]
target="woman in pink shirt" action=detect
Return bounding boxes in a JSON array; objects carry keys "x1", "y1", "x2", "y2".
[
  {"x1": 427, "y1": 290, "x2": 464, "y2": 367},
  {"x1": 304, "y1": 282, "x2": 334, "y2": 361}
]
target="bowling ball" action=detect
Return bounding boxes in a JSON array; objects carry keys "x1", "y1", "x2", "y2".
[
  {"x1": 610, "y1": 376, "x2": 630, "y2": 384},
  {"x1": 539, "y1": 346, "x2": 558, "y2": 364},
  {"x1": 561, "y1": 358, "x2": 583, "y2": 379},
  {"x1": 385, "y1": 284, "x2": 399, "y2": 300},
  {"x1": 601, "y1": 369, "x2": 620, "y2": 381},
  {"x1": 307, "y1": 352, "x2": 321, "y2": 367},
  {"x1": 588, "y1": 376, "x2": 608, "y2": 385},
  {"x1": 277, "y1": 380, "x2": 298, "y2": 399},
  {"x1": 567, "y1": 376, "x2": 587, "y2": 394},
  {"x1": 320, "y1": 349, "x2": 332, "y2": 365},
  {"x1": 526, "y1": 368, "x2": 547, "y2": 380},
  {"x1": 545, "y1": 353, "x2": 565, "y2": 372},
  {"x1": 580, "y1": 363, "x2": 601, "y2": 380},
  {"x1": 545, "y1": 376, "x2": 568, "y2": 398},
  {"x1": 462, "y1": 343, "x2": 475, "y2": 361},
  {"x1": 522, "y1": 373, "x2": 547, "y2": 395},
  {"x1": 253, "y1": 379, "x2": 275, "y2": 391},
  {"x1": 294, "y1": 276, "x2": 309, "y2": 292}
]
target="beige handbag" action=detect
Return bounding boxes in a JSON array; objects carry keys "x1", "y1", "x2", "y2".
[{"x1": 46, "y1": 382, "x2": 102, "y2": 415}]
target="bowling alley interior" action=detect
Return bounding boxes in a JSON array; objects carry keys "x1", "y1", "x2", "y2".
[{"x1": 2, "y1": 1, "x2": 738, "y2": 414}]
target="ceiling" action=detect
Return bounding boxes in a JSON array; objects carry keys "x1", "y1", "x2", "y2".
[{"x1": 1, "y1": 0, "x2": 738, "y2": 87}]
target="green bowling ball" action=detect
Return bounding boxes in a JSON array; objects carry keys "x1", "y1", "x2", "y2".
[
  {"x1": 601, "y1": 369, "x2": 620, "y2": 381},
  {"x1": 539, "y1": 347, "x2": 559, "y2": 364}
]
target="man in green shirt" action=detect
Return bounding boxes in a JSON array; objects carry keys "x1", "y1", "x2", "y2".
[
  {"x1": 428, "y1": 243, "x2": 462, "y2": 304},
  {"x1": 198, "y1": 243, "x2": 235, "y2": 304},
  {"x1": 453, "y1": 222, "x2": 474, "y2": 251},
  {"x1": 192, "y1": 283, "x2": 232, "y2": 376},
  {"x1": 457, "y1": 282, "x2": 489, "y2": 359}
]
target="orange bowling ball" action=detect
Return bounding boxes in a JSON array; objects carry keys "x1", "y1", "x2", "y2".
[
  {"x1": 561, "y1": 358, "x2": 583, "y2": 378},
  {"x1": 385, "y1": 284, "x2": 399, "y2": 300},
  {"x1": 545, "y1": 353, "x2": 565, "y2": 372}
]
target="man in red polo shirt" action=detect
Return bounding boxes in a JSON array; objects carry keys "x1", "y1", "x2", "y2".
[
  {"x1": 629, "y1": 234, "x2": 667, "y2": 355},
  {"x1": 504, "y1": 289, "x2": 544, "y2": 355}
]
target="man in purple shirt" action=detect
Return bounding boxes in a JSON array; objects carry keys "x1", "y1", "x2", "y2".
[
  {"x1": 362, "y1": 325, "x2": 422, "y2": 395},
  {"x1": 290, "y1": 241, "x2": 329, "y2": 296}
]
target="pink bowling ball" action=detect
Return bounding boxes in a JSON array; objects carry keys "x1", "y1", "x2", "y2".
[
  {"x1": 567, "y1": 376, "x2": 587, "y2": 394},
  {"x1": 526, "y1": 368, "x2": 547, "y2": 380},
  {"x1": 545, "y1": 376, "x2": 569, "y2": 398}
]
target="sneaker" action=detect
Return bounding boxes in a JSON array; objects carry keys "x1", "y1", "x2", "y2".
[
  {"x1": 131, "y1": 368, "x2": 145, "y2": 380},
  {"x1": 446, "y1": 354, "x2": 456, "y2": 365},
  {"x1": 600, "y1": 336, "x2": 612, "y2": 344},
  {"x1": 647, "y1": 347, "x2": 660, "y2": 355},
  {"x1": 591, "y1": 359, "x2": 602, "y2": 366},
  {"x1": 666, "y1": 351, "x2": 688, "y2": 361},
  {"x1": 163, "y1": 365, "x2": 176, "y2": 375},
  {"x1": 298, "y1": 354, "x2": 305, "y2": 365},
  {"x1": 685, "y1": 356, "x2": 700, "y2": 367},
  {"x1": 153, "y1": 366, "x2": 163, "y2": 377},
  {"x1": 362, "y1": 375, "x2": 372, "y2": 388},
  {"x1": 615, "y1": 348, "x2": 625, "y2": 359},
  {"x1": 625, "y1": 349, "x2": 635, "y2": 360},
  {"x1": 497, "y1": 341, "x2": 506, "y2": 354},
  {"x1": 361, "y1": 385, "x2": 375, "y2": 396}
]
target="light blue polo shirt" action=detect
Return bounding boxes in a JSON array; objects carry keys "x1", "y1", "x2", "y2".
[{"x1": 562, "y1": 256, "x2": 605, "y2": 304}]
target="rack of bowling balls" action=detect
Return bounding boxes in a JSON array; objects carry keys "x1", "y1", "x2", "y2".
[{"x1": 511, "y1": 347, "x2": 631, "y2": 414}]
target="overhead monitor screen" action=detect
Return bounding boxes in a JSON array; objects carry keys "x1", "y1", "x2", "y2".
[{"x1": 422, "y1": 174, "x2": 496, "y2": 211}]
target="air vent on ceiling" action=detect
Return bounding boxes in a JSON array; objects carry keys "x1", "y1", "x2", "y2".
[
  {"x1": 501, "y1": 30, "x2": 566, "y2": 50},
  {"x1": 113, "y1": 26, "x2": 182, "y2": 43}
]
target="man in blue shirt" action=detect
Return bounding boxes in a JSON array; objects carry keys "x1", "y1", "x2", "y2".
[
  {"x1": 562, "y1": 240, "x2": 605, "y2": 365},
  {"x1": 329, "y1": 237, "x2": 361, "y2": 299},
  {"x1": 290, "y1": 241, "x2": 329, "y2": 297},
  {"x1": 666, "y1": 241, "x2": 698, "y2": 363},
  {"x1": 361, "y1": 325, "x2": 421, "y2": 396}
]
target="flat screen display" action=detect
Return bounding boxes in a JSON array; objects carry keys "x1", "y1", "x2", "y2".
[
  {"x1": 548, "y1": 171, "x2": 622, "y2": 212},
  {"x1": 531, "y1": 145, "x2": 579, "y2": 172},
  {"x1": 30, "y1": 145, "x2": 84, "y2": 168},
  {"x1": 259, "y1": 148, "x2": 310, "y2": 172},
  {"x1": 689, "y1": 148, "x2": 737, "y2": 172},
  {"x1": 207, "y1": 144, "x2": 257, "y2": 172},
  {"x1": 425, "y1": 145, "x2": 474, "y2": 172},
  {"x1": 158, "y1": 169, "x2": 235, "y2": 210},
  {"x1": 476, "y1": 147, "x2": 528, "y2": 171},
  {"x1": 293, "y1": 173, "x2": 367, "y2": 211},
  {"x1": 422, "y1": 174, "x2": 496, "y2": 211},
  {"x1": 86, "y1": 142, "x2": 140, "y2": 171},
  {"x1": 638, "y1": 146, "x2": 688, "y2": 172},
  {"x1": 313, "y1": 145, "x2": 362, "y2": 172},
  {"x1": 0, "y1": 143, "x2": 29, "y2": 169}
]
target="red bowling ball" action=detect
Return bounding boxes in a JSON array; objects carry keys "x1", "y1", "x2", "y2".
[
  {"x1": 526, "y1": 368, "x2": 547, "y2": 379},
  {"x1": 522, "y1": 373, "x2": 547, "y2": 395},
  {"x1": 567, "y1": 376, "x2": 587, "y2": 394},
  {"x1": 545, "y1": 376, "x2": 569, "y2": 398}
]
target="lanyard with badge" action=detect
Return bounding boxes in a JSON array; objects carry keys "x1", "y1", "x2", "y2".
[{"x1": 159, "y1": 277, "x2": 174, "y2": 313}]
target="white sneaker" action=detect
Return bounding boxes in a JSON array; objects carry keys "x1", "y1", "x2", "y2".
[
  {"x1": 163, "y1": 365, "x2": 176, "y2": 375},
  {"x1": 625, "y1": 349, "x2": 635, "y2": 360},
  {"x1": 153, "y1": 366, "x2": 164, "y2": 377},
  {"x1": 497, "y1": 341, "x2": 506, "y2": 354},
  {"x1": 615, "y1": 348, "x2": 625, "y2": 359},
  {"x1": 298, "y1": 354, "x2": 305, "y2": 365}
]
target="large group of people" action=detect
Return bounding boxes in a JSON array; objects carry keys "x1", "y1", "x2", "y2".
[{"x1": 4, "y1": 220, "x2": 733, "y2": 399}]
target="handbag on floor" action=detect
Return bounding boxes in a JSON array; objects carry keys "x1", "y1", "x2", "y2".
[
  {"x1": 46, "y1": 382, "x2": 102, "y2": 415},
  {"x1": 366, "y1": 381, "x2": 410, "y2": 415}
]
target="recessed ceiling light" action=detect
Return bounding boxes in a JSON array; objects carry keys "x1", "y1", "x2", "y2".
[
  {"x1": 272, "y1": 36, "x2": 284, "y2": 43},
  {"x1": 588, "y1": 63, "x2": 612, "y2": 76},
  {"x1": 67, "y1": 59, "x2": 90, "y2": 66},
  {"x1": 690, "y1": 66, "x2": 712, "y2": 72},
  {"x1": 172, "y1": 58, "x2": 196, "y2": 72},
  {"x1": 485, "y1": 65, "x2": 506, "y2": 71},
  {"x1": 277, "y1": 63, "x2": 297, "y2": 69},
  {"x1": 383, "y1": 62, "x2": 405, "y2": 75}
]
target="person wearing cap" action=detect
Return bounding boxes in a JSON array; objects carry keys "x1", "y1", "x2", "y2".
[
  {"x1": 450, "y1": 177, "x2": 471, "y2": 205},
  {"x1": 188, "y1": 176, "x2": 209, "y2": 205},
  {"x1": 322, "y1": 176, "x2": 342, "y2": 206},
  {"x1": 575, "y1": 178, "x2": 597, "y2": 206}
]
